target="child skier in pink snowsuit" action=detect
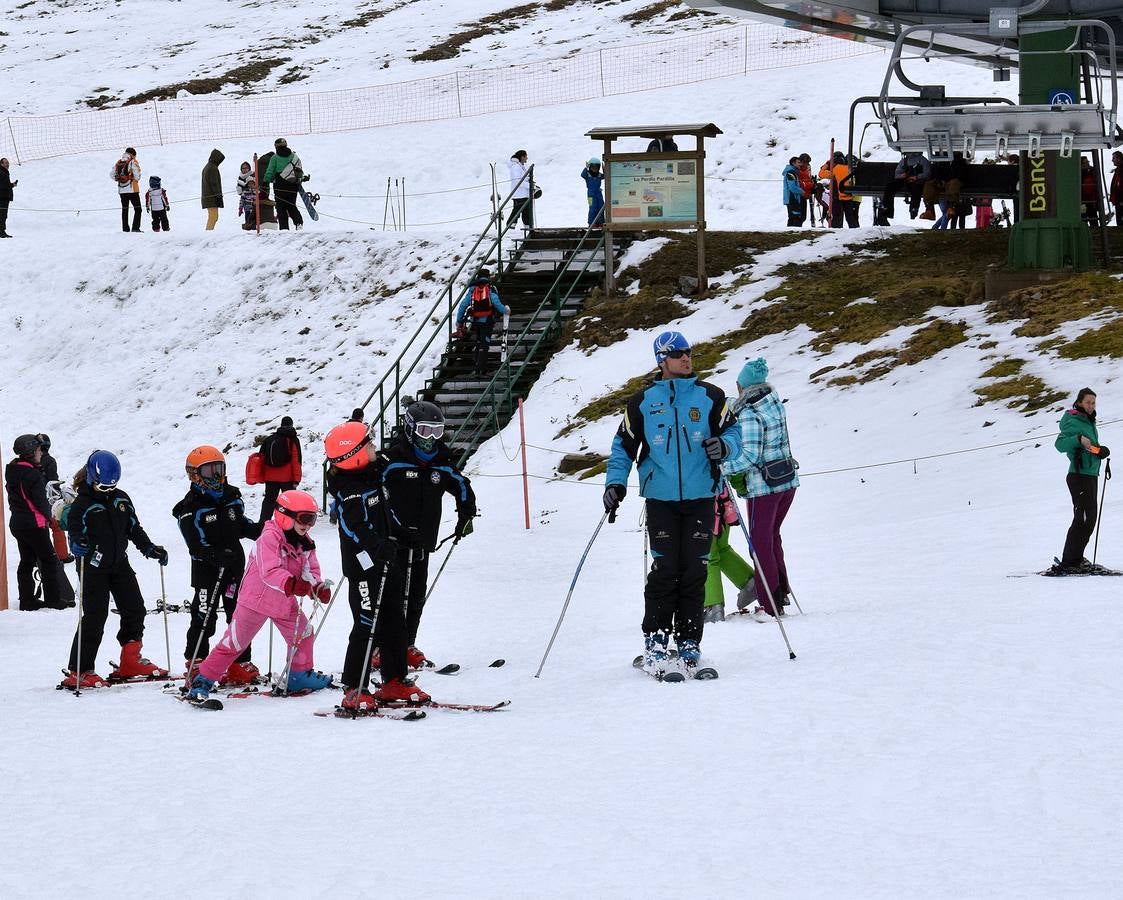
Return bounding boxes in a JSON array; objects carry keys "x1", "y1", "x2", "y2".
[{"x1": 187, "y1": 490, "x2": 333, "y2": 700}]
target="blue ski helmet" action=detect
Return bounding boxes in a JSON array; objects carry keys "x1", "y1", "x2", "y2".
[
  {"x1": 86, "y1": 450, "x2": 121, "y2": 489},
  {"x1": 653, "y1": 331, "x2": 690, "y2": 364}
]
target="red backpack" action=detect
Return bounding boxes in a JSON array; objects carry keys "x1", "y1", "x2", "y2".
[
  {"x1": 114, "y1": 159, "x2": 132, "y2": 185},
  {"x1": 470, "y1": 283, "x2": 493, "y2": 318}
]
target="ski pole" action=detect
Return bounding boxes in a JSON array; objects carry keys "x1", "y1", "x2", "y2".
[
  {"x1": 401, "y1": 546, "x2": 414, "y2": 631},
  {"x1": 276, "y1": 590, "x2": 314, "y2": 695},
  {"x1": 267, "y1": 622, "x2": 273, "y2": 680},
  {"x1": 722, "y1": 476, "x2": 797, "y2": 660},
  {"x1": 311, "y1": 578, "x2": 346, "y2": 643},
  {"x1": 785, "y1": 587, "x2": 806, "y2": 616},
  {"x1": 640, "y1": 504, "x2": 649, "y2": 586},
  {"x1": 352, "y1": 563, "x2": 391, "y2": 708},
  {"x1": 535, "y1": 507, "x2": 614, "y2": 678},
  {"x1": 424, "y1": 537, "x2": 460, "y2": 603},
  {"x1": 1092, "y1": 458, "x2": 1112, "y2": 566},
  {"x1": 158, "y1": 564, "x2": 171, "y2": 674},
  {"x1": 185, "y1": 567, "x2": 225, "y2": 684},
  {"x1": 72, "y1": 557, "x2": 86, "y2": 696}
]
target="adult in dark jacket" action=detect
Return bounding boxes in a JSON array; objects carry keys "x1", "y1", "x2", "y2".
[
  {"x1": 5, "y1": 434, "x2": 61, "y2": 610},
  {"x1": 261, "y1": 138, "x2": 304, "y2": 230},
  {"x1": 1109, "y1": 151, "x2": 1123, "y2": 229},
  {"x1": 63, "y1": 450, "x2": 169, "y2": 688},
  {"x1": 647, "y1": 135, "x2": 678, "y2": 152},
  {"x1": 201, "y1": 148, "x2": 224, "y2": 231},
  {"x1": 1053, "y1": 388, "x2": 1110, "y2": 572},
  {"x1": 36, "y1": 433, "x2": 59, "y2": 482},
  {"x1": 258, "y1": 416, "x2": 303, "y2": 524},
  {"x1": 173, "y1": 445, "x2": 262, "y2": 680},
  {"x1": 604, "y1": 332, "x2": 742, "y2": 678},
  {"x1": 0, "y1": 156, "x2": 17, "y2": 238}
]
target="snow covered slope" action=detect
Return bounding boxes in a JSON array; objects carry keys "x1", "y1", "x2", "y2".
[{"x1": 4, "y1": 5, "x2": 1122, "y2": 900}]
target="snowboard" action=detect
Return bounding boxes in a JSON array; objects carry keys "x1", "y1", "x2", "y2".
[{"x1": 298, "y1": 185, "x2": 319, "y2": 221}]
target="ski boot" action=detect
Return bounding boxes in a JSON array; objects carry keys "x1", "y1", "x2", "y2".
[
  {"x1": 406, "y1": 646, "x2": 428, "y2": 669},
  {"x1": 114, "y1": 641, "x2": 169, "y2": 678},
  {"x1": 642, "y1": 632, "x2": 671, "y2": 676},
  {"x1": 187, "y1": 674, "x2": 216, "y2": 701},
  {"x1": 340, "y1": 688, "x2": 379, "y2": 711},
  {"x1": 221, "y1": 661, "x2": 260, "y2": 686},
  {"x1": 677, "y1": 639, "x2": 702, "y2": 670},
  {"x1": 748, "y1": 604, "x2": 774, "y2": 623},
  {"x1": 702, "y1": 604, "x2": 725, "y2": 624},
  {"x1": 60, "y1": 670, "x2": 109, "y2": 689},
  {"x1": 374, "y1": 677, "x2": 430, "y2": 705},
  {"x1": 286, "y1": 669, "x2": 333, "y2": 693},
  {"x1": 736, "y1": 579, "x2": 758, "y2": 610}
]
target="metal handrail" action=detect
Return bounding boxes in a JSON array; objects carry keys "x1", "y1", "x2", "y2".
[
  {"x1": 449, "y1": 221, "x2": 606, "y2": 467},
  {"x1": 356, "y1": 164, "x2": 536, "y2": 446}
]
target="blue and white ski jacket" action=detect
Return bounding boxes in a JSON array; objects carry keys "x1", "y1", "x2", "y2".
[{"x1": 605, "y1": 375, "x2": 741, "y2": 502}]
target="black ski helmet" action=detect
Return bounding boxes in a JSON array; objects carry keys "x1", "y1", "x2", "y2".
[
  {"x1": 403, "y1": 401, "x2": 445, "y2": 456},
  {"x1": 13, "y1": 434, "x2": 42, "y2": 459},
  {"x1": 37, "y1": 433, "x2": 51, "y2": 451}
]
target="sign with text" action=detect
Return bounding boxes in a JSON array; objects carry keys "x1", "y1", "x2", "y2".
[
  {"x1": 1022, "y1": 151, "x2": 1057, "y2": 219},
  {"x1": 607, "y1": 155, "x2": 699, "y2": 227}
]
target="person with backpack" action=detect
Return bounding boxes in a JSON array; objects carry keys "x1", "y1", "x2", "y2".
[
  {"x1": 261, "y1": 138, "x2": 305, "y2": 230},
  {"x1": 1052, "y1": 388, "x2": 1110, "y2": 574},
  {"x1": 819, "y1": 151, "x2": 860, "y2": 228},
  {"x1": 172, "y1": 445, "x2": 263, "y2": 682},
  {"x1": 201, "y1": 148, "x2": 224, "y2": 230},
  {"x1": 581, "y1": 158, "x2": 604, "y2": 227},
  {"x1": 145, "y1": 176, "x2": 171, "y2": 232},
  {"x1": 63, "y1": 451, "x2": 169, "y2": 688},
  {"x1": 603, "y1": 331, "x2": 742, "y2": 679},
  {"x1": 111, "y1": 147, "x2": 142, "y2": 233},
  {"x1": 6, "y1": 435, "x2": 63, "y2": 611},
  {"x1": 455, "y1": 269, "x2": 510, "y2": 376},
  {"x1": 257, "y1": 416, "x2": 303, "y2": 524},
  {"x1": 0, "y1": 156, "x2": 17, "y2": 238},
  {"x1": 722, "y1": 358, "x2": 799, "y2": 621}
]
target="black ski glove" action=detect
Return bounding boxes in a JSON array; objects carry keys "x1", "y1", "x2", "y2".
[
  {"x1": 1096, "y1": 444, "x2": 1110, "y2": 459},
  {"x1": 145, "y1": 545, "x2": 169, "y2": 566},
  {"x1": 703, "y1": 437, "x2": 727, "y2": 461},
  {"x1": 455, "y1": 512, "x2": 475, "y2": 539},
  {"x1": 603, "y1": 484, "x2": 626, "y2": 513}
]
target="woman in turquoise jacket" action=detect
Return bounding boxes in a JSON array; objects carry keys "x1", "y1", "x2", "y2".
[{"x1": 1054, "y1": 388, "x2": 1110, "y2": 572}]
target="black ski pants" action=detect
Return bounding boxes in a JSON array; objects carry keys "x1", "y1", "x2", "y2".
[
  {"x1": 259, "y1": 481, "x2": 296, "y2": 525},
  {"x1": 507, "y1": 197, "x2": 532, "y2": 229},
  {"x1": 68, "y1": 562, "x2": 146, "y2": 672},
  {"x1": 150, "y1": 210, "x2": 170, "y2": 232},
  {"x1": 831, "y1": 199, "x2": 860, "y2": 228},
  {"x1": 13, "y1": 526, "x2": 59, "y2": 610},
  {"x1": 184, "y1": 570, "x2": 250, "y2": 664},
  {"x1": 1062, "y1": 473, "x2": 1099, "y2": 565},
  {"x1": 274, "y1": 185, "x2": 303, "y2": 230},
  {"x1": 643, "y1": 498, "x2": 714, "y2": 645},
  {"x1": 471, "y1": 319, "x2": 494, "y2": 374},
  {"x1": 0, "y1": 200, "x2": 9, "y2": 235},
  {"x1": 120, "y1": 193, "x2": 141, "y2": 232}
]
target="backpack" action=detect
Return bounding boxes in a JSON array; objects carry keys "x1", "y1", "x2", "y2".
[
  {"x1": 114, "y1": 159, "x2": 132, "y2": 185},
  {"x1": 262, "y1": 433, "x2": 292, "y2": 468},
  {"x1": 245, "y1": 451, "x2": 265, "y2": 485},
  {"x1": 470, "y1": 283, "x2": 493, "y2": 318}
]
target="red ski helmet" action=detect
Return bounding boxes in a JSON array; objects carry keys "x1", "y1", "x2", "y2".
[
  {"x1": 274, "y1": 489, "x2": 319, "y2": 530},
  {"x1": 324, "y1": 421, "x2": 373, "y2": 471}
]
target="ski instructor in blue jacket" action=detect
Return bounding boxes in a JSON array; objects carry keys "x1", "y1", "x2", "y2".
[{"x1": 603, "y1": 331, "x2": 742, "y2": 677}]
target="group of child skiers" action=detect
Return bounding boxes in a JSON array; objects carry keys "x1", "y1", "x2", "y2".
[{"x1": 28, "y1": 400, "x2": 474, "y2": 710}]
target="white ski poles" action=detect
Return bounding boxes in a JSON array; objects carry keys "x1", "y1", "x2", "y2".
[
  {"x1": 353, "y1": 563, "x2": 391, "y2": 703},
  {"x1": 158, "y1": 564, "x2": 171, "y2": 675},
  {"x1": 276, "y1": 578, "x2": 317, "y2": 694},
  {"x1": 535, "y1": 507, "x2": 614, "y2": 678},
  {"x1": 185, "y1": 567, "x2": 225, "y2": 683},
  {"x1": 723, "y1": 477, "x2": 796, "y2": 660}
]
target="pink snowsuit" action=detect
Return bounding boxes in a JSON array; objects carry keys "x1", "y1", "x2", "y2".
[{"x1": 198, "y1": 521, "x2": 323, "y2": 681}]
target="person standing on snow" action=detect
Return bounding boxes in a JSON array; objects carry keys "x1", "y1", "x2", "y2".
[
  {"x1": 145, "y1": 176, "x2": 171, "y2": 232},
  {"x1": 782, "y1": 156, "x2": 803, "y2": 227},
  {"x1": 722, "y1": 358, "x2": 799, "y2": 621},
  {"x1": 703, "y1": 482, "x2": 755, "y2": 623},
  {"x1": 581, "y1": 158, "x2": 604, "y2": 227},
  {"x1": 186, "y1": 490, "x2": 334, "y2": 702},
  {"x1": 201, "y1": 148, "x2": 224, "y2": 230},
  {"x1": 506, "y1": 150, "x2": 534, "y2": 230},
  {"x1": 455, "y1": 268, "x2": 510, "y2": 376},
  {"x1": 112, "y1": 147, "x2": 142, "y2": 233},
  {"x1": 257, "y1": 416, "x2": 303, "y2": 525},
  {"x1": 603, "y1": 331, "x2": 741, "y2": 677},
  {"x1": 62, "y1": 451, "x2": 169, "y2": 688},
  {"x1": 261, "y1": 138, "x2": 305, "y2": 230},
  {"x1": 172, "y1": 445, "x2": 263, "y2": 682},
  {"x1": 0, "y1": 156, "x2": 17, "y2": 238},
  {"x1": 6, "y1": 435, "x2": 63, "y2": 611},
  {"x1": 1053, "y1": 388, "x2": 1110, "y2": 573}
]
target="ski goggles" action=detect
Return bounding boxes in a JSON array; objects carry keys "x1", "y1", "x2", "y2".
[
  {"x1": 278, "y1": 506, "x2": 318, "y2": 527},
  {"x1": 197, "y1": 461, "x2": 226, "y2": 481},
  {"x1": 414, "y1": 421, "x2": 445, "y2": 440},
  {"x1": 93, "y1": 482, "x2": 117, "y2": 492},
  {"x1": 662, "y1": 348, "x2": 691, "y2": 360}
]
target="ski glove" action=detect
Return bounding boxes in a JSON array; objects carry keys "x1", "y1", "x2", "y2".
[
  {"x1": 283, "y1": 576, "x2": 314, "y2": 597},
  {"x1": 455, "y1": 513, "x2": 474, "y2": 539},
  {"x1": 145, "y1": 545, "x2": 169, "y2": 566},
  {"x1": 703, "y1": 437, "x2": 728, "y2": 462},
  {"x1": 313, "y1": 580, "x2": 334, "y2": 603},
  {"x1": 603, "y1": 484, "x2": 626, "y2": 513},
  {"x1": 1096, "y1": 444, "x2": 1111, "y2": 459},
  {"x1": 70, "y1": 536, "x2": 90, "y2": 558}
]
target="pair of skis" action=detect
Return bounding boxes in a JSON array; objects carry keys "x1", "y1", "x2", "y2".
[
  {"x1": 316, "y1": 699, "x2": 510, "y2": 721},
  {"x1": 631, "y1": 655, "x2": 718, "y2": 683}
]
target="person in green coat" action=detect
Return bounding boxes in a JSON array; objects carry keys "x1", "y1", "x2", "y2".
[
  {"x1": 703, "y1": 480, "x2": 755, "y2": 622},
  {"x1": 201, "y1": 148, "x2": 224, "y2": 231},
  {"x1": 1054, "y1": 387, "x2": 1110, "y2": 572}
]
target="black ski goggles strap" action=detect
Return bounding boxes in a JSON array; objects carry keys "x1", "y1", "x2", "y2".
[{"x1": 327, "y1": 431, "x2": 372, "y2": 465}]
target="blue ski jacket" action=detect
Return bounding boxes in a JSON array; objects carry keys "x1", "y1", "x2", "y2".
[
  {"x1": 456, "y1": 283, "x2": 509, "y2": 325},
  {"x1": 605, "y1": 375, "x2": 741, "y2": 501}
]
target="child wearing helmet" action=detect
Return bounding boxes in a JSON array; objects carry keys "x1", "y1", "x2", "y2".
[
  {"x1": 324, "y1": 420, "x2": 414, "y2": 709},
  {"x1": 172, "y1": 445, "x2": 263, "y2": 683},
  {"x1": 62, "y1": 450, "x2": 170, "y2": 689},
  {"x1": 187, "y1": 489, "x2": 333, "y2": 701},
  {"x1": 581, "y1": 158, "x2": 604, "y2": 227}
]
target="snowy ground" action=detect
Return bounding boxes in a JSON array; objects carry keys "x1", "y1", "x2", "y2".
[{"x1": 4, "y1": 5, "x2": 1123, "y2": 899}]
